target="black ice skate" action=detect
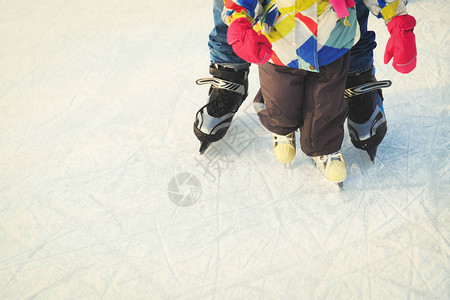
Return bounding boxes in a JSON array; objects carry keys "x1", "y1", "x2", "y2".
[
  {"x1": 345, "y1": 68, "x2": 390, "y2": 162},
  {"x1": 194, "y1": 64, "x2": 249, "y2": 154}
]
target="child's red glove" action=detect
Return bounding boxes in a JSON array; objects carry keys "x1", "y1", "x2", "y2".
[
  {"x1": 329, "y1": 0, "x2": 355, "y2": 18},
  {"x1": 384, "y1": 15, "x2": 417, "y2": 74},
  {"x1": 227, "y1": 17, "x2": 272, "y2": 65}
]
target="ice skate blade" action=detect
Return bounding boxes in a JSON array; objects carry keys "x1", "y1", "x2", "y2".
[
  {"x1": 199, "y1": 141, "x2": 212, "y2": 155},
  {"x1": 366, "y1": 147, "x2": 377, "y2": 162},
  {"x1": 336, "y1": 182, "x2": 345, "y2": 191}
]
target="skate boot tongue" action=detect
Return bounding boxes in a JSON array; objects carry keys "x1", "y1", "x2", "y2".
[{"x1": 206, "y1": 87, "x2": 241, "y2": 117}]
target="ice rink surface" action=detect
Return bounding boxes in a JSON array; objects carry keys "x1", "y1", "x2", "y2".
[{"x1": 0, "y1": 0, "x2": 449, "y2": 299}]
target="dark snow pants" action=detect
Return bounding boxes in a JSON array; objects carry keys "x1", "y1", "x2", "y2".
[{"x1": 255, "y1": 52, "x2": 350, "y2": 157}]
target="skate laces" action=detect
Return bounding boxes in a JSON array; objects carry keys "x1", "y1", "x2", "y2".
[
  {"x1": 273, "y1": 132, "x2": 295, "y2": 146},
  {"x1": 317, "y1": 152, "x2": 343, "y2": 170}
]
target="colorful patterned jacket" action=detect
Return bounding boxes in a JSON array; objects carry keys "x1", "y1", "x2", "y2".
[{"x1": 223, "y1": 0, "x2": 408, "y2": 72}]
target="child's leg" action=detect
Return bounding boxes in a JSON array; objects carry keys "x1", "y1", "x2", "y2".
[
  {"x1": 300, "y1": 52, "x2": 351, "y2": 157},
  {"x1": 255, "y1": 63, "x2": 307, "y2": 164},
  {"x1": 255, "y1": 63, "x2": 307, "y2": 135}
]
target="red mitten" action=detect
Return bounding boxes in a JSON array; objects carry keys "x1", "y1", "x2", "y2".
[
  {"x1": 384, "y1": 15, "x2": 417, "y2": 74},
  {"x1": 227, "y1": 17, "x2": 272, "y2": 65},
  {"x1": 329, "y1": 0, "x2": 355, "y2": 18}
]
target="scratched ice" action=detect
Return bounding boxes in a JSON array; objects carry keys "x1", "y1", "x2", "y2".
[{"x1": 0, "y1": 0, "x2": 448, "y2": 299}]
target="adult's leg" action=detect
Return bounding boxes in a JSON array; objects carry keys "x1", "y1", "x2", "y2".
[
  {"x1": 348, "y1": 0, "x2": 376, "y2": 76},
  {"x1": 209, "y1": 0, "x2": 250, "y2": 70},
  {"x1": 346, "y1": 0, "x2": 387, "y2": 161},
  {"x1": 193, "y1": 0, "x2": 250, "y2": 154}
]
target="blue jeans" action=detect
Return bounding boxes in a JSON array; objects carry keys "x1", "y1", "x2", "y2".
[
  {"x1": 209, "y1": 0, "x2": 376, "y2": 75},
  {"x1": 209, "y1": 0, "x2": 250, "y2": 70},
  {"x1": 348, "y1": 0, "x2": 377, "y2": 76}
]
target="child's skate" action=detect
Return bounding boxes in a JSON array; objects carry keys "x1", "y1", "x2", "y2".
[
  {"x1": 273, "y1": 132, "x2": 296, "y2": 166},
  {"x1": 312, "y1": 152, "x2": 347, "y2": 190}
]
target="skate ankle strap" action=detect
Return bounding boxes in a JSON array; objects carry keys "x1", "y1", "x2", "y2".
[
  {"x1": 344, "y1": 80, "x2": 392, "y2": 98},
  {"x1": 196, "y1": 78, "x2": 246, "y2": 95}
]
